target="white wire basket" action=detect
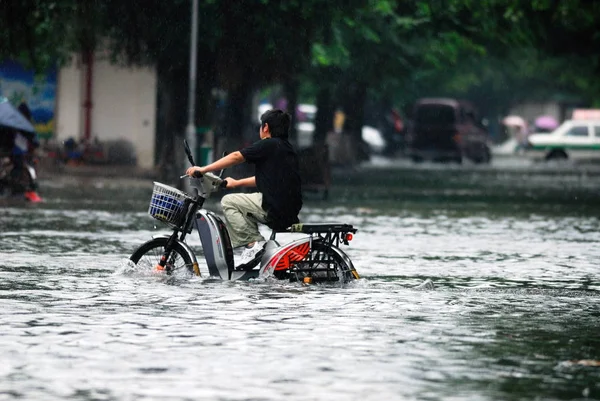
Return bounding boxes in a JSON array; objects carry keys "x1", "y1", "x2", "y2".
[{"x1": 148, "y1": 182, "x2": 191, "y2": 227}]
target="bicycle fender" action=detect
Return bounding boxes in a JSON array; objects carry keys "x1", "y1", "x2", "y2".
[
  {"x1": 194, "y1": 210, "x2": 234, "y2": 279},
  {"x1": 325, "y1": 244, "x2": 359, "y2": 279},
  {"x1": 259, "y1": 237, "x2": 312, "y2": 278}
]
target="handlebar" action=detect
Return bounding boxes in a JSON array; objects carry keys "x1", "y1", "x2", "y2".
[
  {"x1": 181, "y1": 172, "x2": 228, "y2": 191},
  {"x1": 182, "y1": 140, "x2": 228, "y2": 192}
]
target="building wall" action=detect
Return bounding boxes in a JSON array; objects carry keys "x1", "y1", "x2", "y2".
[
  {"x1": 55, "y1": 58, "x2": 83, "y2": 142},
  {"x1": 509, "y1": 102, "x2": 562, "y2": 125},
  {"x1": 92, "y1": 53, "x2": 157, "y2": 168},
  {"x1": 55, "y1": 52, "x2": 157, "y2": 169}
]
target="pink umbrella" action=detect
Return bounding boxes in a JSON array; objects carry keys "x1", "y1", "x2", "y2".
[
  {"x1": 502, "y1": 115, "x2": 528, "y2": 143},
  {"x1": 534, "y1": 115, "x2": 559, "y2": 131}
]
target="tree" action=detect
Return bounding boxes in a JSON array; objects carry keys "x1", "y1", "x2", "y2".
[
  {"x1": 3, "y1": 0, "x2": 599, "y2": 170},
  {"x1": 523, "y1": 0, "x2": 600, "y2": 106},
  {"x1": 1, "y1": 1, "x2": 81, "y2": 71},
  {"x1": 307, "y1": 0, "x2": 518, "y2": 160}
]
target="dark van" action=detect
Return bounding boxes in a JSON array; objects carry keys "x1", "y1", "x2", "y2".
[{"x1": 405, "y1": 98, "x2": 491, "y2": 163}]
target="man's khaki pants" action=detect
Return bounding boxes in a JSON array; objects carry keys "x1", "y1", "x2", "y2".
[{"x1": 221, "y1": 192, "x2": 268, "y2": 248}]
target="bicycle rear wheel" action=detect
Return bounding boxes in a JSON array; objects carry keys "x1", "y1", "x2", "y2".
[
  {"x1": 287, "y1": 241, "x2": 359, "y2": 284},
  {"x1": 129, "y1": 237, "x2": 196, "y2": 276}
]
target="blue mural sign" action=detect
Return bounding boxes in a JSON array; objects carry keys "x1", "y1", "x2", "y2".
[{"x1": 0, "y1": 60, "x2": 57, "y2": 139}]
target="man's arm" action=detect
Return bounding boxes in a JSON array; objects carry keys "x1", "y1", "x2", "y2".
[
  {"x1": 185, "y1": 151, "x2": 244, "y2": 176},
  {"x1": 225, "y1": 176, "x2": 256, "y2": 188}
]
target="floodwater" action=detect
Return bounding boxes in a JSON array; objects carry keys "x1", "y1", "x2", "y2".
[{"x1": 1, "y1": 160, "x2": 599, "y2": 401}]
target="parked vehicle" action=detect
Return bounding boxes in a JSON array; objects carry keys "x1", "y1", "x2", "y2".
[
  {"x1": 405, "y1": 98, "x2": 491, "y2": 164},
  {"x1": 526, "y1": 119, "x2": 600, "y2": 161},
  {"x1": 572, "y1": 109, "x2": 600, "y2": 120}
]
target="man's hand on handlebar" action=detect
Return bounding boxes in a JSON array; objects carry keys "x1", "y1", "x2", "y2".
[
  {"x1": 182, "y1": 167, "x2": 228, "y2": 188},
  {"x1": 222, "y1": 177, "x2": 240, "y2": 188},
  {"x1": 185, "y1": 166, "x2": 204, "y2": 177}
]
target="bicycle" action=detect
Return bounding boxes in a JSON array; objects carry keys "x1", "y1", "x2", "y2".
[{"x1": 128, "y1": 142, "x2": 359, "y2": 284}]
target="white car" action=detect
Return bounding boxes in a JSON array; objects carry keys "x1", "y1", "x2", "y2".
[{"x1": 527, "y1": 119, "x2": 600, "y2": 161}]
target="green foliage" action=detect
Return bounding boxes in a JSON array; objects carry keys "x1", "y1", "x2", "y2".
[
  {"x1": 2, "y1": 0, "x2": 599, "y2": 124},
  {"x1": 0, "y1": 0, "x2": 78, "y2": 71}
]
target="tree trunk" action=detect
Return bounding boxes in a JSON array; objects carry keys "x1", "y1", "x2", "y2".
[
  {"x1": 155, "y1": 66, "x2": 188, "y2": 181},
  {"x1": 341, "y1": 81, "x2": 369, "y2": 163},
  {"x1": 283, "y1": 77, "x2": 299, "y2": 146},
  {"x1": 314, "y1": 85, "x2": 334, "y2": 146},
  {"x1": 194, "y1": 57, "x2": 218, "y2": 164},
  {"x1": 216, "y1": 79, "x2": 254, "y2": 178}
]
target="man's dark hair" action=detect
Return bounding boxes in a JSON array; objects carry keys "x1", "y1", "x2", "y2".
[{"x1": 260, "y1": 108, "x2": 291, "y2": 138}]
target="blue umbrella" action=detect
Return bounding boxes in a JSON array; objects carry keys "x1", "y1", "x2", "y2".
[{"x1": 0, "y1": 99, "x2": 35, "y2": 133}]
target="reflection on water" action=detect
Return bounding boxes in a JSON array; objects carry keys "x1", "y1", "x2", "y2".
[{"x1": 0, "y1": 167, "x2": 599, "y2": 400}]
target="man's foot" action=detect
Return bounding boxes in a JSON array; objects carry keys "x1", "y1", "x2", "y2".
[{"x1": 239, "y1": 241, "x2": 265, "y2": 265}]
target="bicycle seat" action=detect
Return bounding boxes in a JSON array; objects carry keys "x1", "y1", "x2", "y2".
[{"x1": 287, "y1": 223, "x2": 356, "y2": 234}]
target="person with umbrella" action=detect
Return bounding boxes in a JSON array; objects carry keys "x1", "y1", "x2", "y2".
[
  {"x1": 534, "y1": 115, "x2": 559, "y2": 133},
  {"x1": 0, "y1": 98, "x2": 41, "y2": 201}
]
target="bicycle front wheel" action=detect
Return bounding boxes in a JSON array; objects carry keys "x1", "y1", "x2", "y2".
[{"x1": 129, "y1": 237, "x2": 197, "y2": 276}]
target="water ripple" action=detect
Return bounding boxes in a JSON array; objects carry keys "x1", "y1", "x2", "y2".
[{"x1": 1, "y1": 172, "x2": 599, "y2": 400}]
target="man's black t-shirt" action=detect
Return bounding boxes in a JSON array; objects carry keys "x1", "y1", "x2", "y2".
[{"x1": 240, "y1": 137, "x2": 302, "y2": 230}]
